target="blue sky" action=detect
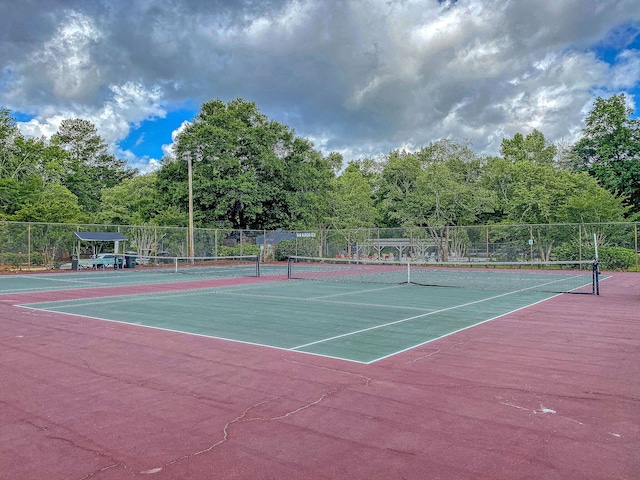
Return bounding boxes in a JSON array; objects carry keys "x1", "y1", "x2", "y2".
[
  {"x1": 1, "y1": 1, "x2": 639, "y2": 172},
  {"x1": 117, "y1": 107, "x2": 198, "y2": 164}
]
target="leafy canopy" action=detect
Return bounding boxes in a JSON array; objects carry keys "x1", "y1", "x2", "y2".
[
  {"x1": 157, "y1": 98, "x2": 335, "y2": 229},
  {"x1": 572, "y1": 94, "x2": 640, "y2": 214}
]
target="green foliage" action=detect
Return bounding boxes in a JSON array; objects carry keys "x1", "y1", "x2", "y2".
[
  {"x1": 559, "y1": 173, "x2": 628, "y2": 223},
  {"x1": 98, "y1": 173, "x2": 163, "y2": 225},
  {"x1": 0, "y1": 111, "x2": 57, "y2": 218},
  {"x1": 552, "y1": 243, "x2": 637, "y2": 271},
  {"x1": 572, "y1": 94, "x2": 640, "y2": 214},
  {"x1": 378, "y1": 150, "x2": 422, "y2": 226},
  {"x1": 0, "y1": 252, "x2": 25, "y2": 268},
  {"x1": 327, "y1": 164, "x2": 379, "y2": 230},
  {"x1": 12, "y1": 183, "x2": 86, "y2": 223},
  {"x1": 500, "y1": 129, "x2": 556, "y2": 164},
  {"x1": 51, "y1": 119, "x2": 137, "y2": 213},
  {"x1": 274, "y1": 239, "x2": 319, "y2": 261},
  {"x1": 216, "y1": 243, "x2": 260, "y2": 256},
  {"x1": 0, "y1": 251, "x2": 44, "y2": 268},
  {"x1": 0, "y1": 102, "x2": 636, "y2": 241},
  {"x1": 485, "y1": 160, "x2": 627, "y2": 225},
  {"x1": 598, "y1": 247, "x2": 638, "y2": 271},
  {"x1": 0, "y1": 175, "x2": 42, "y2": 218},
  {"x1": 379, "y1": 141, "x2": 496, "y2": 228},
  {"x1": 158, "y1": 98, "x2": 334, "y2": 230}
]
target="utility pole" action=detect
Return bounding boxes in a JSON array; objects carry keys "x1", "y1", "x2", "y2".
[{"x1": 187, "y1": 151, "x2": 195, "y2": 264}]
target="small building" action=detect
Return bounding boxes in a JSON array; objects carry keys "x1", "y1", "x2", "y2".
[{"x1": 73, "y1": 231, "x2": 128, "y2": 256}]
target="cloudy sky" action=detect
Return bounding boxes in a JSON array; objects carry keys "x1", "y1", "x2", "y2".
[{"x1": 1, "y1": 0, "x2": 639, "y2": 172}]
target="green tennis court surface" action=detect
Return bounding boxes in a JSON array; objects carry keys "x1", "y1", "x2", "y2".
[
  {"x1": 19, "y1": 280, "x2": 572, "y2": 363},
  {"x1": 0, "y1": 264, "x2": 286, "y2": 294}
]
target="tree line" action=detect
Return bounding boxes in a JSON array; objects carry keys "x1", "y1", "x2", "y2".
[{"x1": 1, "y1": 95, "x2": 638, "y2": 230}]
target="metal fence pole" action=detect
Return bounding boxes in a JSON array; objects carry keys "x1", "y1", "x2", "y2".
[
  {"x1": 27, "y1": 223, "x2": 31, "y2": 268},
  {"x1": 635, "y1": 223, "x2": 638, "y2": 271}
]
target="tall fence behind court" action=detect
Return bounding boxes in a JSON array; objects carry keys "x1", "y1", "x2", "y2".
[{"x1": 0, "y1": 221, "x2": 638, "y2": 271}]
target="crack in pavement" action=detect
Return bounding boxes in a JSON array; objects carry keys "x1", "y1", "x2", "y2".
[
  {"x1": 22, "y1": 417, "x2": 123, "y2": 480},
  {"x1": 81, "y1": 359, "x2": 224, "y2": 404},
  {"x1": 139, "y1": 357, "x2": 372, "y2": 475}
]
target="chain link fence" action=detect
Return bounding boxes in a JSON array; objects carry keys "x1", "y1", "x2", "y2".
[{"x1": 1, "y1": 221, "x2": 638, "y2": 271}]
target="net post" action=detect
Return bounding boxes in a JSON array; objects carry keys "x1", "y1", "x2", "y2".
[
  {"x1": 407, "y1": 261, "x2": 411, "y2": 285},
  {"x1": 255, "y1": 255, "x2": 260, "y2": 278},
  {"x1": 174, "y1": 257, "x2": 178, "y2": 274},
  {"x1": 593, "y1": 261, "x2": 600, "y2": 295},
  {"x1": 287, "y1": 257, "x2": 293, "y2": 279}
]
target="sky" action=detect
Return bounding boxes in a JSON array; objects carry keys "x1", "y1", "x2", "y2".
[{"x1": 1, "y1": 0, "x2": 639, "y2": 173}]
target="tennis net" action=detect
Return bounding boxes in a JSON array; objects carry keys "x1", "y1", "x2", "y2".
[
  {"x1": 119, "y1": 254, "x2": 260, "y2": 277},
  {"x1": 287, "y1": 256, "x2": 599, "y2": 294}
]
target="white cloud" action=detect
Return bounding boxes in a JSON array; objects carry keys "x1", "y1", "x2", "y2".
[
  {"x1": 17, "y1": 81, "x2": 166, "y2": 151},
  {"x1": 115, "y1": 146, "x2": 161, "y2": 174},
  {"x1": 161, "y1": 120, "x2": 192, "y2": 159},
  {"x1": 610, "y1": 49, "x2": 640, "y2": 89},
  {"x1": 30, "y1": 11, "x2": 104, "y2": 101},
  {"x1": 2, "y1": 0, "x2": 640, "y2": 168}
]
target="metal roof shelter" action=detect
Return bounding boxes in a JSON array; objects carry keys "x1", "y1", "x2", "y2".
[
  {"x1": 73, "y1": 231, "x2": 128, "y2": 257},
  {"x1": 74, "y1": 232, "x2": 128, "y2": 242}
]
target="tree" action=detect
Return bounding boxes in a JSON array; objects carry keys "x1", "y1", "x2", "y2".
[
  {"x1": 328, "y1": 164, "x2": 379, "y2": 230},
  {"x1": 499, "y1": 161, "x2": 628, "y2": 260},
  {"x1": 326, "y1": 163, "x2": 379, "y2": 256},
  {"x1": 500, "y1": 129, "x2": 556, "y2": 164},
  {"x1": 51, "y1": 119, "x2": 136, "y2": 213},
  {"x1": 378, "y1": 150, "x2": 422, "y2": 227},
  {"x1": 379, "y1": 141, "x2": 495, "y2": 229},
  {"x1": 98, "y1": 173, "x2": 165, "y2": 225},
  {"x1": 377, "y1": 141, "x2": 496, "y2": 260},
  {"x1": 12, "y1": 183, "x2": 85, "y2": 223},
  {"x1": 0, "y1": 175, "x2": 42, "y2": 219},
  {"x1": 0, "y1": 110, "x2": 57, "y2": 218},
  {"x1": 158, "y1": 98, "x2": 334, "y2": 230},
  {"x1": 0, "y1": 108, "x2": 23, "y2": 179},
  {"x1": 572, "y1": 94, "x2": 640, "y2": 214},
  {"x1": 560, "y1": 172, "x2": 628, "y2": 224}
]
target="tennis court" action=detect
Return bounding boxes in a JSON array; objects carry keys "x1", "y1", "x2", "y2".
[
  {"x1": 19, "y1": 276, "x2": 590, "y2": 364},
  {"x1": 0, "y1": 256, "x2": 282, "y2": 294},
  {"x1": 1, "y1": 260, "x2": 637, "y2": 479}
]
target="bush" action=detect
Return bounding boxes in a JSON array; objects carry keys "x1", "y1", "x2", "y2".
[
  {"x1": 0, "y1": 251, "x2": 47, "y2": 267},
  {"x1": 552, "y1": 243, "x2": 637, "y2": 270},
  {"x1": 598, "y1": 247, "x2": 638, "y2": 270},
  {"x1": 274, "y1": 239, "x2": 319, "y2": 261},
  {"x1": 216, "y1": 244, "x2": 260, "y2": 257},
  {"x1": 31, "y1": 252, "x2": 44, "y2": 265}
]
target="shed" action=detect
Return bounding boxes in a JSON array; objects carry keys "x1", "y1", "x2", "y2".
[{"x1": 73, "y1": 231, "x2": 128, "y2": 258}]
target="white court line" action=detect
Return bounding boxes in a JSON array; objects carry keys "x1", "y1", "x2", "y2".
[
  {"x1": 366, "y1": 294, "x2": 561, "y2": 364},
  {"x1": 17, "y1": 273, "x2": 605, "y2": 365},
  {"x1": 216, "y1": 283, "x2": 432, "y2": 312},
  {"x1": 306, "y1": 283, "x2": 404, "y2": 300},
  {"x1": 290, "y1": 275, "x2": 590, "y2": 351},
  {"x1": 19, "y1": 283, "x2": 433, "y2": 314},
  {"x1": 1, "y1": 267, "x2": 268, "y2": 294},
  {"x1": 17, "y1": 287, "x2": 222, "y2": 309}
]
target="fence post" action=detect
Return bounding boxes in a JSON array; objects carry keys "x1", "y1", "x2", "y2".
[
  {"x1": 27, "y1": 223, "x2": 31, "y2": 269},
  {"x1": 578, "y1": 224, "x2": 582, "y2": 263},
  {"x1": 485, "y1": 225, "x2": 489, "y2": 260},
  {"x1": 635, "y1": 223, "x2": 638, "y2": 272},
  {"x1": 529, "y1": 225, "x2": 533, "y2": 262}
]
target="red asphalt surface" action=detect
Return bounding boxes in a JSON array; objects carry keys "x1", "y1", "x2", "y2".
[{"x1": 0, "y1": 272, "x2": 638, "y2": 479}]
